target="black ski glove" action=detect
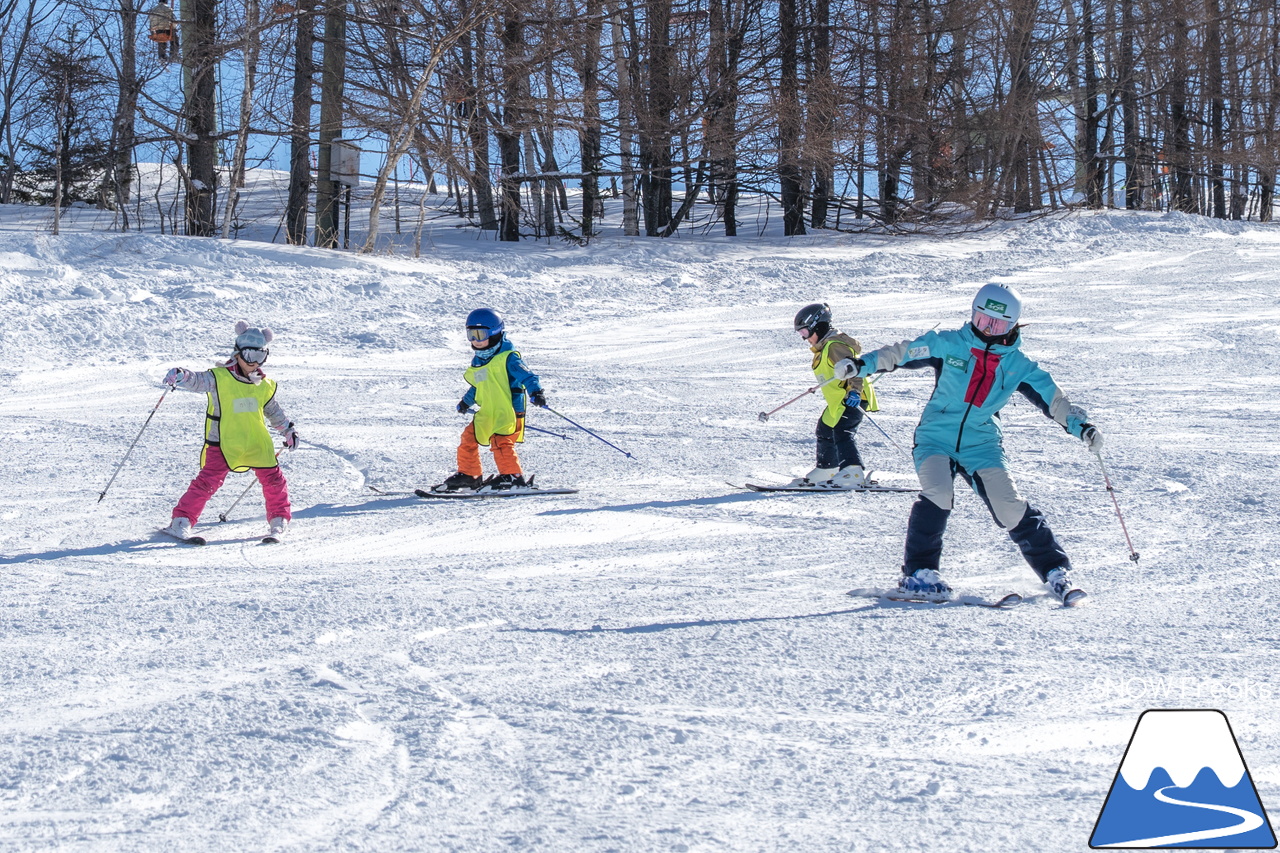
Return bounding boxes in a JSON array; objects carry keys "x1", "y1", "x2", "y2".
[
  {"x1": 457, "y1": 399, "x2": 470, "y2": 414},
  {"x1": 530, "y1": 390, "x2": 547, "y2": 408}
]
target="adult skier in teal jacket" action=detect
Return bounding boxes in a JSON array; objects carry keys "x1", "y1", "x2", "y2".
[{"x1": 835, "y1": 284, "x2": 1102, "y2": 603}]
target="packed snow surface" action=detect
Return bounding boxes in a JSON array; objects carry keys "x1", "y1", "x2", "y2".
[{"x1": 2, "y1": 196, "x2": 1279, "y2": 851}]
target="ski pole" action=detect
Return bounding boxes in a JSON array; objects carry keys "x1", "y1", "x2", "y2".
[
  {"x1": 464, "y1": 408, "x2": 571, "y2": 440},
  {"x1": 1096, "y1": 451, "x2": 1140, "y2": 564},
  {"x1": 218, "y1": 449, "x2": 283, "y2": 522},
  {"x1": 526, "y1": 422, "x2": 572, "y2": 440},
  {"x1": 543, "y1": 406, "x2": 635, "y2": 459},
  {"x1": 861, "y1": 410, "x2": 911, "y2": 460},
  {"x1": 758, "y1": 375, "x2": 840, "y2": 422},
  {"x1": 98, "y1": 387, "x2": 169, "y2": 503}
]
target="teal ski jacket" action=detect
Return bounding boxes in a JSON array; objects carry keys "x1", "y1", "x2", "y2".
[{"x1": 856, "y1": 324, "x2": 1090, "y2": 471}]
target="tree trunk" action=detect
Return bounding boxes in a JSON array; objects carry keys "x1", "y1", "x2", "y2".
[
  {"x1": 496, "y1": 6, "x2": 524, "y2": 242},
  {"x1": 1168, "y1": 7, "x2": 1195, "y2": 213},
  {"x1": 777, "y1": 0, "x2": 805, "y2": 235},
  {"x1": 1004, "y1": 0, "x2": 1041, "y2": 214},
  {"x1": 286, "y1": 0, "x2": 315, "y2": 245},
  {"x1": 1118, "y1": 0, "x2": 1141, "y2": 209},
  {"x1": 807, "y1": 0, "x2": 832, "y2": 228},
  {"x1": 461, "y1": 20, "x2": 498, "y2": 231},
  {"x1": 183, "y1": 0, "x2": 218, "y2": 236},
  {"x1": 578, "y1": 0, "x2": 603, "y2": 236},
  {"x1": 1204, "y1": 0, "x2": 1226, "y2": 218},
  {"x1": 638, "y1": 0, "x2": 673, "y2": 236},
  {"x1": 1080, "y1": 0, "x2": 1104, "y2": 207},
  {"x1": 608, "y1": 0, "x2": 639, "y2": 235},
  {"x1": 108, "y1": 0, "x2": 139, "y2": 227},
  {"x1": 314, "y1": 0, "x2": 346, "y2": 248}
]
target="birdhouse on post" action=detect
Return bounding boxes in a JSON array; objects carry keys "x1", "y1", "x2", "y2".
[
  {"x1": 331, "y1": 139, "x2": 360, "y2": 188},
  {"x1": 331, "y1": 139, "x2": 360, "y2": 248}
]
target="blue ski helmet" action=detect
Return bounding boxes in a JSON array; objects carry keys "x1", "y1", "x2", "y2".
[{"x1": 465, "y1": 307, "x2": 504, "y2": 340}]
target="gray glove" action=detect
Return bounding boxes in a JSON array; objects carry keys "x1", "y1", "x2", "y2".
[{"x1": 832, "y1": 358, "x2": 858, "y2": 381}]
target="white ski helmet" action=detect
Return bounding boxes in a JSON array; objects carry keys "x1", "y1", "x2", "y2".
[{"x1": 970, "y1": 283, "x2": 1022, "y2": 336}]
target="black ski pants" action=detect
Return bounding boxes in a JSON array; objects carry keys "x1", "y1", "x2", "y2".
[{"x1": 816, "y1": 404, "x2": 864, "y2": 470}]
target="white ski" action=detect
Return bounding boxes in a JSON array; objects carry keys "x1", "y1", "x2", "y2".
[
  {"x1": 159, "y1": 527, "x2": 206, "y2": 546},
  {"x1": 847, "y1": 587, "x2": 1023, "y2": 608},
  {"x1": 741, "y1": 481, "x2": 919, "y2": 494}
]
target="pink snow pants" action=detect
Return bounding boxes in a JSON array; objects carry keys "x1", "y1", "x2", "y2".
[{"x1": 172, "y1": 445, "x2": 291, "y2": 524}]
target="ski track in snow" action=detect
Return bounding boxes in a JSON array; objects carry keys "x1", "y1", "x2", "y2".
[{"x1": 2, "y1": 195, "x2": 1280, "y2": 851}]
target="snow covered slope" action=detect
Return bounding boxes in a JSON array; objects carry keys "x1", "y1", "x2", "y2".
[{"x1": 1, "y1": 205, "x2": 1278, "y2": 851}]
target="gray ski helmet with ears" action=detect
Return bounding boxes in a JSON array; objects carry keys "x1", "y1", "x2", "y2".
[{"x1": 793, "y1": 303, "x2": 832, "y2": 334}]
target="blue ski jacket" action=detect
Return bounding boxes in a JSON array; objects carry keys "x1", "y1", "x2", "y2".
[
  {"x1": 460, "y1": 338, "x2": 542, "y2": 414},
  {"x1": 856, "y1": 324, "x2": 1090, "y2": 471}
]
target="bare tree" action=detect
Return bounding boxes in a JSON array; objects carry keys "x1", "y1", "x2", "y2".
[
  {"x1": 777, "y1": 0, "x2": 805, "y2": 234},
  {"x1": 0, "y1": 0, "x2": 56, "y2": 203},
  {"x1": 286, "y1": 0, "x2": 316, "y2": 244},
  {"x1": 359, "y1": 0, "x2": 495, "y2": 250},
  {"x1": 182, "y1": 0, "x2": 218, "y2": 235}
]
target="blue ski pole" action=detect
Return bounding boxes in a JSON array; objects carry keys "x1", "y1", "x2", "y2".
[
  {"x1": 543, "y1": 406, "x2": 635, "y2": 459},
  {"x1": 526, "y1": 422, "x2": 573, "y2": 440}
]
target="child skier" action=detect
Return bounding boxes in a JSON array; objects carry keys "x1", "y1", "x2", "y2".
[
  {"x1": 160, "y1": 322, "x2": 298, "y2": 542},
  {"x1": 790, "y1": 302, "x2": 879, "y2": 488},
  {"x1": 435, "y1": 308, "x2": 547, "y2": 492},
  {"x1": 843, "y1": 284, "x2": 1101, "y2": 603}
]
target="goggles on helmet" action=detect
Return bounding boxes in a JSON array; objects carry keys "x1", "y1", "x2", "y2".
[
  {"x1": 971, "y1": 311, "x2": 1014, "y2": 337},
  {"x1": 467, "y1": 327, "x2": 492, "y2": 342},
  {"x1": 237, "y1": 346, "x2": 269, "y2": 364}
]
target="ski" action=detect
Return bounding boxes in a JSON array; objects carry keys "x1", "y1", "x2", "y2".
[
  {"x1": 159, "y1": 527, "x2": 206, "y2": 546},
  {"x1": 1057, "y1": 589, "x2": 1087, "y2": 607},
  {"x1": 847, "y1": 587, "x2": 1023, "y2": 608},
  {"x1": 741, "y1": 482, "x2": 919, "y2": 494},
  {"x1": 261, "y1": 535, "x2": 282, "y2": 544},
  {"x1": 415, "y1": 486, "x2": 579, "y2": 500}
]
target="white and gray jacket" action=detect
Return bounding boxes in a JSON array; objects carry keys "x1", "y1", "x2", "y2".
[{"x1": 171, "y1": 362, "x2": 291, "y2": 445}]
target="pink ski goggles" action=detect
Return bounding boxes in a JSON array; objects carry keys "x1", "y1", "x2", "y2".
[{"x1": 972, "y1": 311, "x2": 1014, "y2": 336}]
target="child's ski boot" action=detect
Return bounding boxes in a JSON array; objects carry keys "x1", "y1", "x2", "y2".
[{"x1": 1045, "y1": 568, "x2": 1086, "y2": 606}]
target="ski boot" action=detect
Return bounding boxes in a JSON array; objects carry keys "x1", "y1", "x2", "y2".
[
  {"x1": 160, "y1": 516, "x2": 205, "y2": 545},
  {"x1": 829, "y1": 465, "x2": 868, "y2": 489},
  {"x1": 263, "y1": 517, "x2": 288, "y2": 544},
  {"x1": 1044, "y1": 568, "x2": 1086, "y2": 606},
  {"x1": 897, "y1": 568, "x2": 954, "y2": 600},
  {"x1": 436, "y1": 471, "x2": 483, "y2": 493},
  {"x1": 487, "y1": 474, "x2": 528, "y2": 491},
  {"x1": 788, "y1": 466, "x2": 838, "y2": 487}
]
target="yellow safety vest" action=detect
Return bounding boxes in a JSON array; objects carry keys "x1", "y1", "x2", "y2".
[
  {"x1": 813, "y1": 338, "x2": 878, "y2": 427},
  {"x1": 203, "y1": 367, "x2": 279, "y2": 471},
  {"x1": 465, "y1": 350, "x2": 525, "y2": 446}
]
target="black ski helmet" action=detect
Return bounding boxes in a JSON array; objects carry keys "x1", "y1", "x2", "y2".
[{"x1": 794, "y1": 303, "x2": 832, "y2": 337}]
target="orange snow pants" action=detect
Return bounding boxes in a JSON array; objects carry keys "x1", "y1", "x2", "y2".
[{"x1": 457, "y1": 421, "x2": 522, "y2": 477}]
